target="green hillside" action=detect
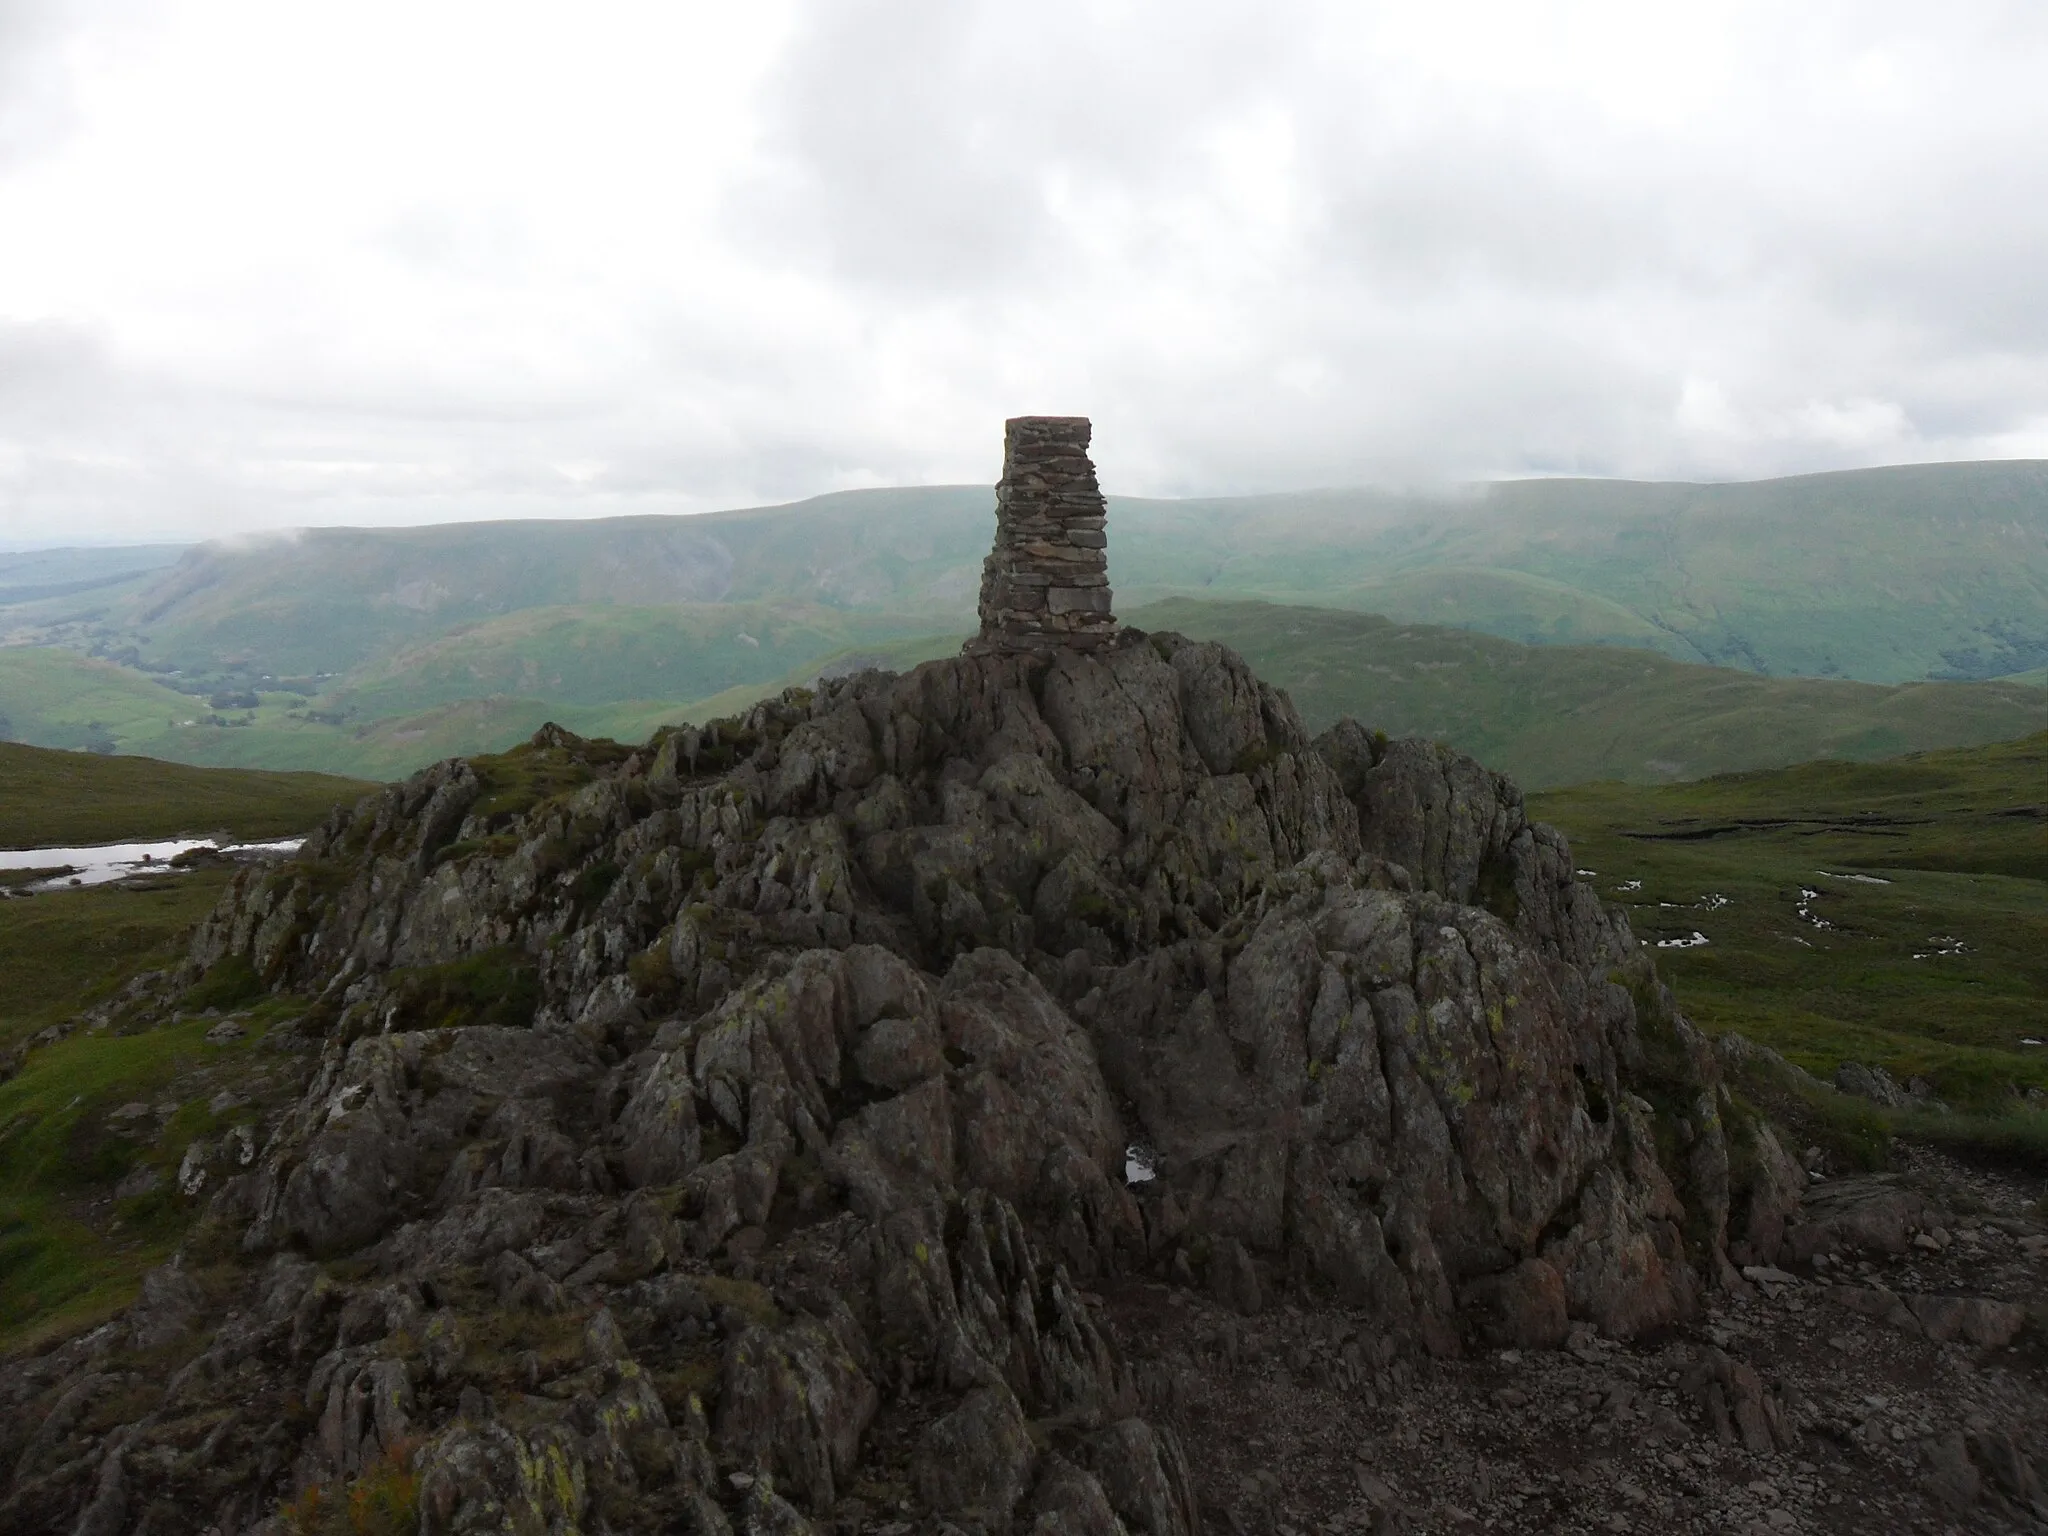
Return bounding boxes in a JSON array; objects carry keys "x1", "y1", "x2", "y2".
[
  {"x1": 61, "y1": 489, "x2": 989, "y2": 679},
  {"x1": 1113, "y1": 463, "x2": 2048, "y2": 680},
  {"x1": 1132, "y1": 599, "x2": 2048, "y2": 787},
  {"x1": 0, "y1": 647, "x2": 220, "y2": 755},
  {"x1": 1531, "y1": 733, "x2": 2048, "y2": 1153},
  {"x1": 330, "y1": 603, "x2": 932, "y2": 719}
]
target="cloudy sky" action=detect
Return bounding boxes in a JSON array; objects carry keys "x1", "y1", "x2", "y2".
[{"x1": 3, "y1": 1, "x2": 2048, "y2": 544}]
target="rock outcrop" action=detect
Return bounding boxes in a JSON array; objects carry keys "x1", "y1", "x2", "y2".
[{"x1": 0, "y1": 425, "x2": 1810, "y2": 1536}]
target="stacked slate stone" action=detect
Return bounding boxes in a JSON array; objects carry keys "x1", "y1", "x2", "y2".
[{"x1": 969, "y1": 415, "x2": 1118, "y2": 653}]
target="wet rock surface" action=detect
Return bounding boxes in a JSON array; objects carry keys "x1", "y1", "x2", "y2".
[{"x1": 2, "y1": 480, "x2": 2043, "y2": 1532}]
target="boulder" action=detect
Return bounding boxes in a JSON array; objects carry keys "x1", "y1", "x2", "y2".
[{"x1": 912, "y1": 1385, "x2": 1037, "y2": 1525}]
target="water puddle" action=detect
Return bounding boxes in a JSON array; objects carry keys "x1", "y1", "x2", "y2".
[{"x1": 0, "y1": 837, "x2": 301, "y2": 894}]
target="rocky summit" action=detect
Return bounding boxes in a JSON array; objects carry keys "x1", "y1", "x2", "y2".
[{"x1": 4, "y1": 427, "x2": 2044, "y2": 1536}]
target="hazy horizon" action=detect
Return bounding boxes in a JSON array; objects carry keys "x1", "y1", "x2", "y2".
[
  {"x1": 7, "y1": 3, "x2": 2048, "y2": 543},
  {"x1": 9, "y1": 454, "x2": 2048, "y2": 556}
]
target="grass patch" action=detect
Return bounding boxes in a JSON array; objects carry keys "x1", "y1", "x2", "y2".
[
  {"x1": 467, "y1": 731, "x2": 636, "y2": 823},
  {"x1": 0, "y1": 861, "x2": 301, "y2": 1353},
  {"x1": 0, "y1": 871, "x2": 234, "y2": 1053},
  {"x1": 0, "y1": 1011, "x2": 280, "y2": 1351},
  {"x1": 696, "y1": 1273, "x2": 781, "y2": 1329},
  {"x1": 183, "y1": 953, "x2": 266, "y2": 1013},
  {"x1": 0, "y1": 737, "x2": 371, "y2": 848},
  {"x1": 456, "y1": 1304, "x2": 591, "y2": 1389},
  {"x1": 385, "y1": 948, "x2": 540, "y2": 1033},
  {"x1": 1893, "y1": 1107, "x2": 2048, "y2": 1169}
]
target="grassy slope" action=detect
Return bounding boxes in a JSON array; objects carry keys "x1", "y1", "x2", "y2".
[
  {"x1": 329, "y1": 602, "x2": 937, "y2": 717},
  {"x1": 662, "y1": 632, "x2": 973, "y2": 723},
  {"x1": 0, "y1": 963, "x2": 305, "y2": 1351},
  {"x1": 0, "y1": 646, "x2": 204, "y2": 754},
  {"x1": 1128, "y1": 599, "x2": 2048, "y2": 787},
  {"x1": 0, "y1": 739, "x2": 371, "y2": 848},
  {"x1": 0, "y1": 641, "x2": 705, "y2": 781},
  {"x1": 78, "y1": 489, "x2": 992, "y2": 678},
  {"x1": 1530, "y1": 733, "x2": 2048, "y2": 1120}
]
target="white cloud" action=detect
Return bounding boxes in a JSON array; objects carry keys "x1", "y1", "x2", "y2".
[{"x1": 2, "y1": 0, "x2": 2048, "y2": 542}]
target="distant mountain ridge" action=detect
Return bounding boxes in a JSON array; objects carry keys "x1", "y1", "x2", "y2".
[{"x1": 11, "y1": 458, "x2": 2048, "y2": 686}]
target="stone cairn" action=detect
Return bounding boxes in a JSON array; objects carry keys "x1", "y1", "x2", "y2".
[{"x1": 968, "y1": 415, "x2": 1118, "y2": 653}]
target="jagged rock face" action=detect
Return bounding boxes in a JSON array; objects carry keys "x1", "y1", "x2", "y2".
[{"x1": 3, "y1": 632, "x2": 1777, "y2": 1534}]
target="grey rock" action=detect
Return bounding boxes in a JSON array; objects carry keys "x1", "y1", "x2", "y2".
[
  {"x1": 1923, "y1": 1430, "x2": 1981, "y2": 1510},
  {"x1": 1207, "y1": 1236, "x2": 1263, "y2": 1317},
  {"x1": 913, "y1": 1384, "x2": 1037, "y2": 1525},
  {"x1": 1784, "y1": 1176, "x2": 1948, "y2": 1262},
  {"x1": 852, "y1": 1013, "x2": 944, "y2": 1092},
  {"x1": 1909, "y1": 1294, "x2": 2027, "y2": 1348},
  {"x1": 743, "y1": 1481, "x2": 820, "y2": 1536},
  {"x1": 1081, "y1": 1419, "x2": 1199, "y2": 1536},
  {"x1": 1459, "y1": 1258, "x2": 1569, "y2": 1350},
  {"x1": 1680, "y1": 1347, "x2": 1800, "y2": 1455},
  {"x1": 1030, "y1": 1457, "x2": 1130, "y2": 1536},
  {"x1": 112, "y1": 1164, "x2": 160, "y2": 1202},
  {"x1": 717, "y1": 1312, "x2": 877, "y2": 1510},
  {"x1": 1728, "y1": 1118, "x2": 1808, "y2": 1268},
  {"x1": 125, "y1": 1257, "x2": 204, "y2": 1352},
  {"x1": 614, "y1": 1047, "x2": 702, "y2": 1188},
  {"x1": 1834, "y1": 1061, "x2": 1909, "y2": 1109},
  {"x1": 1968, "y1": 1430, "x2": 2046, "y2": 1514}
]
